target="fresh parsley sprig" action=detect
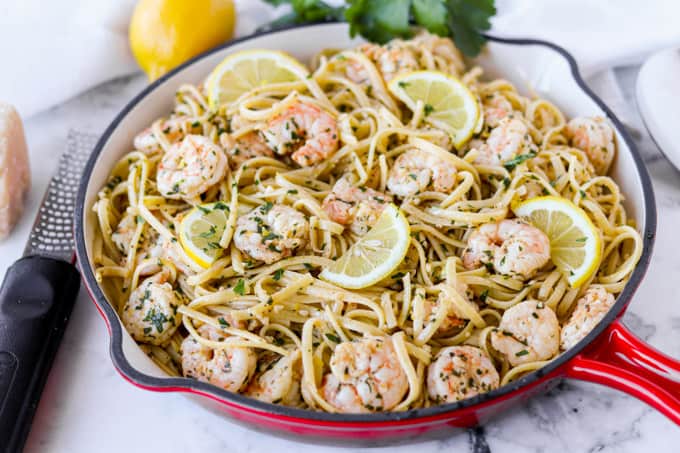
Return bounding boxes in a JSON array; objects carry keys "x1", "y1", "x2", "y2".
[{"x1": 261, "y1": 0, "x2": 496, "y2": 57}]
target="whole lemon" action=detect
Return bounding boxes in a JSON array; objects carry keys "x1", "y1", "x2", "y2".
[{"x1": 129, "y1": 0, "x2": 236, "y2": 81}]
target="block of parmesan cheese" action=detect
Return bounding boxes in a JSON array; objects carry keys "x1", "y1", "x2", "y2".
[{"x1": 0, "y1": 103, "x2": 30, "y2": 239}]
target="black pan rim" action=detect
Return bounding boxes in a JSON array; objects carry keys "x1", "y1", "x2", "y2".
[{"x1": 74, "y1": 21, "x2": 657, "y2": 425}]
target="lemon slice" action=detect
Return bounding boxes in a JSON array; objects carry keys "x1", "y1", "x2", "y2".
[
  {"x1": 207, "y1": 49, "x2": 309, "y2": 110},
  {"x1": 179, "y1": 202, "x2": 230, "y2": 268},
  {"x1": 319, "y1": 204, "x2": 411, "y2": 289},
  {"x1": 387, "y1": 70, "x2": 479, "y2": 148},
  {"x1": 513, "y1": 196, "x2": 602, "y2": 288}
]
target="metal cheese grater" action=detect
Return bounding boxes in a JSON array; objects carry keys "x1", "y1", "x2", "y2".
[{"x1": 0, "y1": 131, "x2": 96, "y2": 452}]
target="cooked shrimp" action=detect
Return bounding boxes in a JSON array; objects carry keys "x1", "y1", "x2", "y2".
[
  {"x1": 490, "y1": 300, "x2": 560, "y2": 366},
  {"x1": 121, "y1": 272, "x2": 182, "y2": 345},
  {"x1": 483, "y1": 93, "x2": 513, "y2": 129},
  {"x1": 111, "y1": 212, "x2": 141, "y2": 255},
  {"x1": 565, "y1": 116, "x2": 615, "y2": 174},
  {"x1": 419, "y1": 282, "x2": 471, "y2": 335},
  {"x1": 427, "y1": 346, "x2": 499, "y2": 403},
  {"x1": 234, "y1": 203, "x2": 309, "y2": 264},
  {"x1": 387, "y1": 149, "x2": 457, "y2": 197},
  {"x1": 220, "y1": 131, "x2": 274, "y2": 170},
  {"x1": 355, "y1": 43, "x2": 419, "y2": 82},
  {"x1": 321, "y1": 336, "x2": 408, "y2": 413},
  {"x1": 474, "y1": 117, "x2": 535, "y2": 166},
  {"x1": 181, "y1": 324, "x2": 257, "y2": 392},
  {"x1": 422, "y1": 297, "x2": 466, "y2": 334},
  {"x1": 246, "y1": 350, "x2": 302, "y2": 405},
  {"x1": 156, "y1": 134, "x2": 228, "y2": 200},
  {"x1": 561, "y1": 286, "x2": 615, "y2": 350},
  {"x1": 322, "y1": 177, "x2": 392, "y2": 235},
  {"x1": 157, "y1": 235, "x2": 196, "y2": 275},
  {"x1": 262, "y1": 100, "x2": 339, "y2": 166},
  {"x1": 133, "y1": 117, "x2": 192, "y2": 155},
  {"x1": 462, "y1": 219, "x2": 550, "y2": 279}
]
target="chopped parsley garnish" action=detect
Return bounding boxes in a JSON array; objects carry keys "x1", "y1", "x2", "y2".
[
  {"x1": 325, "y1": 333, "x2": 341, "y2": 343},
  {"x1": 273, "y1": 269, "x2": 284, "y2": 281},
  {"x1": 143, "y1": 308, "x2": 168, "y2": 333},
  {"x1": 234, "y1": 279, "x2": 246, "y2": 296},
  {"x1": 503, "y1": 151, "x2": 537, "y2": 171},
  {"x1": 260, "y1": 201, "x2": 274, "y2": 213}
]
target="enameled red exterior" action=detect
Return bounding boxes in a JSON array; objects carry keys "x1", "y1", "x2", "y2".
[{"x1": 566, "y1": 320, "x2": 680, "y2": 425}]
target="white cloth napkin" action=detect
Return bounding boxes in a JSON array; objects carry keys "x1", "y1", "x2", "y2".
[
  {"x1": 1, "y1": 0, "x2": 679, "y2": 118},
  {"x1": 492, "y1": 0, "x2": 680, "y2": 77}
]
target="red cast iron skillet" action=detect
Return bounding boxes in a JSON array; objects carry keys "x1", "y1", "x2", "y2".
[{"x1": 74, "y1": 23, "x2": 679, "y2": 442}]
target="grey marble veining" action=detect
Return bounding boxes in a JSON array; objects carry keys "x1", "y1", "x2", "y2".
[{"x1": 5, "y1": 66, "x2": 678, "y2": 453}]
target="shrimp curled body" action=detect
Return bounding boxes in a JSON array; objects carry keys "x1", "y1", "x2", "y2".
[
  {"x1": 561, "y1": 286, "x2": 615, "y2": 350},
  {"x1": 121, "y1": 272, "x2": 182, "y2": 345},
  {"x1": 322, "y1": 178, "x2": 392, "y2": 235},
  {"x1": 490, "y1": 300, "x2": 560, "y2": 366},
  {"x1": 565, "y1": 116, "x2": 615, "y2": 175},
  {"x1": 463, "y1": 219, "x2": 550, "y2": 279},
  {"x1": 181, "y1": 325, "x2": 257, "y2": 392},
  {"x1": 220, "y1": 131, "x2": 274, "y2": 170},
  {"x1": 321, "y1": 336, "x2": 408, "y2": 413},
  {"x1": 234, "y1": 204, "x2": 309, "y2": 264},
  {"x1": 156, "y1": 135, "x2": 228, "y2": 200},
  {"x1": 246, "y1": 350, "x2": 302, "y2": 405},
  {"x1": 474, "y1": 117, "x2": 534, "y2": 166},
  {"x1": 262, "y1": 100, "x2": 339, "y2": 166},
  {"x1": 133, "y1": 117, "x2": 191, "y2": 155},
  {"x1": 427, "y1": 345, "x2": 499, "y2": 403},
  {"x1": 387, "y1": 149, "x2": 457, "y2": 198}
]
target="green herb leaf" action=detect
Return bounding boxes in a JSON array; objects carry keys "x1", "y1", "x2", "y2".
[
  {"x1": 263, "y1": 0, "x2": 495, "y2": 57},
  {"x1": 445, "y1": 0, "x2": 496, "y2": 56},
  {"x1": 261, "y1": 0, "x2": 345, "y2": 30},
  {"x1": 273, "y1": 269, "x2": 284, "y2": 281},
  {"x1": 234, "y1": 278, "x2": 246, "y2": 295},
  {"x1": 345, "y1": 0, "x2": 412, "y2": 44},
  {"x1": 412, "y1": 0, "x2": 448, "y2": 36},
  {"x1": 325, "y1": 333, "x2": 341, "y2": 343},
  {"x1": 503, "y1": 151, "x2": 537, "y2": 171},
  {"x1": 260, "y1": 201, "x2": 274, "y2": 213}
]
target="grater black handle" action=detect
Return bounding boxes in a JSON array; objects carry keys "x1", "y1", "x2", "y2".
[{"x1": 0, "y1": 255, "x2": 80, "y2": 452}]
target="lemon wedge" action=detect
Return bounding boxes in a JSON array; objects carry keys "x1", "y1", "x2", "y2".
[
  {"x1": 179, "y1": 202, "x2": 230, "y2": 268},
  {"x1": 207, "y1": 49, "x2": 309, "y2": 110},
  {"x1": 387, "y1": 70, "x2": 479, "y2": 148},
  {"x1": 319, "y1": 204, "x2": 411, "y2": 289},
  {"x1": 513, "y1": 196, "x2": 602, "y2": 288}
]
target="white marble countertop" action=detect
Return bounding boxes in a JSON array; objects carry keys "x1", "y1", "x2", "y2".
[{"x1": 1, "y1": 59, "x2": 678, "y2": 453}]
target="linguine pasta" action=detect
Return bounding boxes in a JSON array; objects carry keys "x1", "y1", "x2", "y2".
[{"x1": 91, "y1": 32, "x2": 643, "y2": 413}]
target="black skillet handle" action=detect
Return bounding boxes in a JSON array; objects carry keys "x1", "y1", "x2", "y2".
[{"x1": 0, "y1": 255, "x2": 80, "y2": 452}]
